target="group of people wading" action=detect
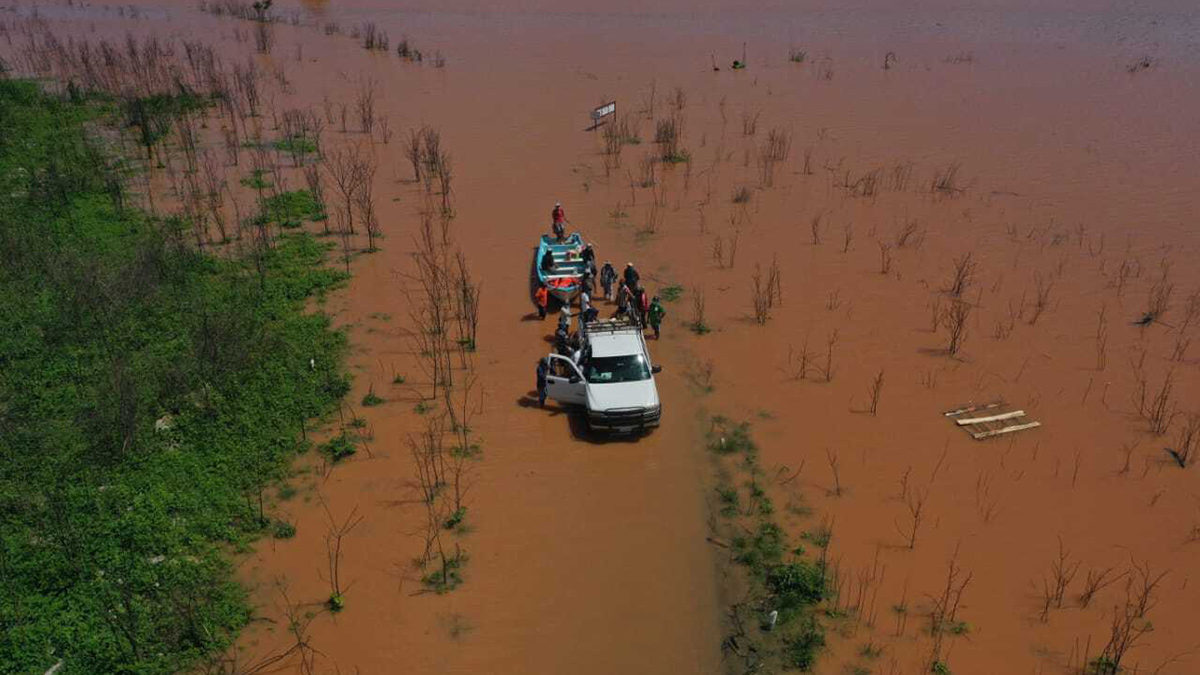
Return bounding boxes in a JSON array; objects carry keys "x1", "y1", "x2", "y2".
[{"x1": 533, "y1": 201, "x2": 666, "y2": 355}]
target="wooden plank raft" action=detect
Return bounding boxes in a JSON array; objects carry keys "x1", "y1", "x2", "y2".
[{"x1": 943, "y1": 400, "x2": 1041, "y2": 440}]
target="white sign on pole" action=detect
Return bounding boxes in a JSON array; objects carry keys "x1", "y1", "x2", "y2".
[{"x1": 589, "y1": 101, "x2": 616, "y2": 128}]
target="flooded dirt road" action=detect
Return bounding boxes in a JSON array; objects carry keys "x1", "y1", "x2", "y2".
[{"x1": 11, "y1": 0, "x2": 1200, "y2": 671}]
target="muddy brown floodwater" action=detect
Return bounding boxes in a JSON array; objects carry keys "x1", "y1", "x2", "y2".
[{"x1": 13, "y1": 0, "x2": 1200, "y2": 671}]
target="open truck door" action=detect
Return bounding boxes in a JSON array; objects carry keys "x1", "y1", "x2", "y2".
[{"x1": 545, "y1": 354, "x2": 587, "y2": 406}]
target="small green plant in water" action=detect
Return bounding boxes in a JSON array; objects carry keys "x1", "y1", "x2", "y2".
[
  {"x1": 660, "y1": 284, "x2": 683, "y2": 302},
  {"x1": 362, "y1": 386, "x2": 384, "y2": 407},
  {"x1": 414, "y1": 400, "x2": 431, "y2": 414},
  {"x1": 327, "y1": 592, "x2": 345, "y2": 612},
  {"x1": 240, "y1": 168, "x2": 272, "y2": 190},
  {"x1": 272, "y1": 520, "x2": 296, "y2": 539},
  {"x1": 392, "y1": 373, "x2": 406, "y2": 384},
  {"x1": 321, "y1": 432, "x2": 357, "y2": 461},
  {"x1": 444, "y1": 506, "x2": 466, "y2": 530},
  {"x1": 273, "y1": 134, "x2": 317, "y2": 155},
  {"x1": 930, "y1": 661, "x2": 952, "y2": 675},
  {"x1": 422, "y1": 552, "x2": 467, "y2": 593}
]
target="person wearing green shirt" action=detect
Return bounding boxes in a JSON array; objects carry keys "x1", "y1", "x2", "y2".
[{"x1": 647, "y1": 296, "x2": 666, "y2": 339}]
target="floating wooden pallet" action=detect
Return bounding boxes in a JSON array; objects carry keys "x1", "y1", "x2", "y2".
[{"x1": 943, "y1": 400, "x2": 1041, "y2": 440}]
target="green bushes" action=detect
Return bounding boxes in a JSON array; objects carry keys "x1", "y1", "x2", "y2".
[
  {"x1": 259, "y1": 189, "x2": 326, "y2": 227},
  {"x1": 0, "y1": 81, "x2": 348, "y2": 673},
  {"x1": 707, "y1": 415, "x2": 828, "y2": 671}
]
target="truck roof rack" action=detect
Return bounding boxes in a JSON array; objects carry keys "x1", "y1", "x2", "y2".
[{"x1": 584, "y1": 318, "x2": 640, "y2": 335}]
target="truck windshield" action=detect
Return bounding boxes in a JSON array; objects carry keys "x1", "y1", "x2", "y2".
[{"x1": 583, "y1": 354, "x2": 651, "y2": 384}]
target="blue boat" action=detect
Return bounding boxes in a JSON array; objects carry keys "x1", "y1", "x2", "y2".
[{"x1": 535, "y1": 232, "x2": 587, "y2": 304}]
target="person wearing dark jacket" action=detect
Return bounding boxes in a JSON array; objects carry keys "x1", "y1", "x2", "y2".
[
  {"x1": 581, "y1": 244, "x2": 596, "y2": 274},
  {"x1": 536, "y1": 358, "x2": 549, "y2": 407},
  {"x1": 615, "y1": 280, "x2": 632, "y2": 319},
  {"x1": 580, "y1": 266, "x2": 596, "y2": 296},
  {"x1": 540, "y1": 248, "x2": 555, "y2": 273},
  {"x1": 623, "y1": 262, "x2": 639, "y2": 289},
  {"x1": 599, "y1": 261, "x2": 617, "y2": 300}
]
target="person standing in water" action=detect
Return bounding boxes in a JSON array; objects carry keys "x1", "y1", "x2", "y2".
[
  {"x1": 599, "y1": 261, "x2": 617, "y2": 301},
  {"x1": 534, "y1": 284, "x2": 549, "y2": 320},
  {"x1": 551, "y1": 201, "x2": 566, "y2": 241},
  {"x1": 647, "y1": 295, "x2": 666, "y2": 339},
  {"x1": 536, "y1": 357, "x2": 549, "y2": 407}
]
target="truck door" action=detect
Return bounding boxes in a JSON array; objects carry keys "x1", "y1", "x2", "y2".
[{"x1": 545, "y1": 354, "x2": 587, "y2": 405}]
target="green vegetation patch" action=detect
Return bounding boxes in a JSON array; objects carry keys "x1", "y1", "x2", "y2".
[
  {"x1": 259, "y1": 189, "x2": 326, "y2": 228},
  {"x1": 272, "y1": 134, "x2": 318, "y2": 156},
  {"x1": 707, "y1": 416, "x2": 828, "y2": 671},
  {"x1": 0, "y1": 80, "x2": 349, "y2": 673}
]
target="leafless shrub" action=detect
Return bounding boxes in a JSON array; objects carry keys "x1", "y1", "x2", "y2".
[
  {"x1": 842, "y1": 167, "x2": 882, "y2": 198},
  {"x1": 1169, "y1": 413, "x2": 1200, "y2": 467},
  {"x1": 878, "y1": 241, "x2": 893, "y2": 275},
  {"x1": 254, "y1": 22, "x2": 274, "y2": 54},
  {"x1": 809, "y1": 212, "x2": 823, "y2": 245},
  {"x1": 361, "y1": 21, "x2": 390, "y2": 50},
  {"x1": 741, "y1": 110, "x2": 760, "y2": 136},
  {"x1": 944, "y1": 300, "x2": 971, "y2": 356},
  {"x1": 731, "y1": 185, "x2": 751, "y2": 204},
  {"x1": 946, "y1": 251, "x2": 976, "y2": 297},
  {"x1": 783, "y1": 338, "x2": 811, "y2": 380},
  {"x1": 820, "y1": 329, "x2": 839, "y2": 382},
  {"x1": 1027, "y1": 273, "x2": 1054, "y2": 325},
  {"x1": 931, "y1": 163, "x2": 963, "y2": 195},
  {"x1": 354, "y1": 155, "x2": 380, "y2": 251},
  {"x1": 889, "y1": 162, "x2": 914, "y2": 191},
  {"x1": 801, "y1": 146, "x2": 814, "y2": 175},
  {"x1": 1048, "y1": 537, "x2": 1080, "y2": 609},
  {"x1": 1095, "y1": 304, "x2": 1109, "y2": 370},
  {"x1": 895, "y1": 486, "x2": 927, "y2": 549},
  {"x1": 690, "y1": 288, "x2": 709, "y2": 334},
  {"x1": 894, "y1": 219, "x2": 920, "y2": 248},
  {"x1": 1170, "y1": 289, "x2": 1199, "y2": 361},
  {"x1": 750, "y1": 264, "x2": 771, "y2": 325},
  {"x1": 1146, "y1": 370, "x2": 1176, "y2": 435},
  {"x1": 1080, "y1": 566, "x2": 1125, "y2": 608},
  {"x1": 763, "y1": 127, "x2": 791, "y2": 161},
  {"x1": 867, "y1": 369, "x2": 884, "y2": 415},
  {"x1": 355, "y1": 79, "x2": 377, "y2": 134},
  {"x1": 821, "y1": 448, "x2": 843, "y2": 496},
  {"x1": 322, "y1": 502, "x2": 364, "y2": 611},
  {"x1": 927, "y1": 555, "x2": 972, "y2": 671},
  {"x1": 654, "y1": 112, "x2": 686, "y2": 162},
  {"x1": 841, "y1": 223, "x2": 853, "y2": 253}
]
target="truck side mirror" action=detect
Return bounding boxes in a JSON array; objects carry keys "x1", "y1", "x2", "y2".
[
  {"x1": 651, "y1": 365, "x2": 663, "y2": 374},
  {"x1": 569, "y1": 375, "x2": 581, "y2": 384}
]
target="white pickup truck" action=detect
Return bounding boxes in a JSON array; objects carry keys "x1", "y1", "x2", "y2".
[{"x1": 544, "y1": 319, "x2": 662, "y2": 433}]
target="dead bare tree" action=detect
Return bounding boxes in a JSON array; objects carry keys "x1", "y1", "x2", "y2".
[
  {"x1": 895, "y1": 486, "x2": 927, "y2": 549},
  {"x1": 404, "y1": 126, "x2": 425, "y2": 182},
  {"x1": 946, "y1": 251, "x2": 976, "y2": 297},
  {"x1": 321, "y1": 503, "x2": 363, "y2": 612},
  {"x1": 1079, "y1": 566, "x2": 1125, "y2": 608},
  {"x1": 1169, "y1": 413, "x2": 1200, "y2": 468},
  {"x1": 867, "y1": 369, "x2": 884, "y2": 415},
  {"x1": 1028, "y1": 273, "x2": 1054, "y2": 325},
  {"x1": 750, "y1": 264, "x2": 771, "y2": 325},
  {"x1": 1146, "y1": 370, "x2": 1176, "y2": 435},
  {"x1": 944, "y1": 300, "x2": 972, "y2": 356},
  {"x1": 355, "y1": 78, "x2": 377, "y2": 135},
  {"x1": 820, "y1": 330, "x2": 839, "y2": 382},
  {"x1": 354, "y1": 154, "x2": 380, "y2": 251},
  {"x1": 826, "y1": 448, "x2": 843, "y2": 496}
]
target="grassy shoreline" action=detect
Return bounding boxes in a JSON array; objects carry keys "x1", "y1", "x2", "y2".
[{"x1": 0, "y1": 79, "x2": 349, "y2": 673}]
